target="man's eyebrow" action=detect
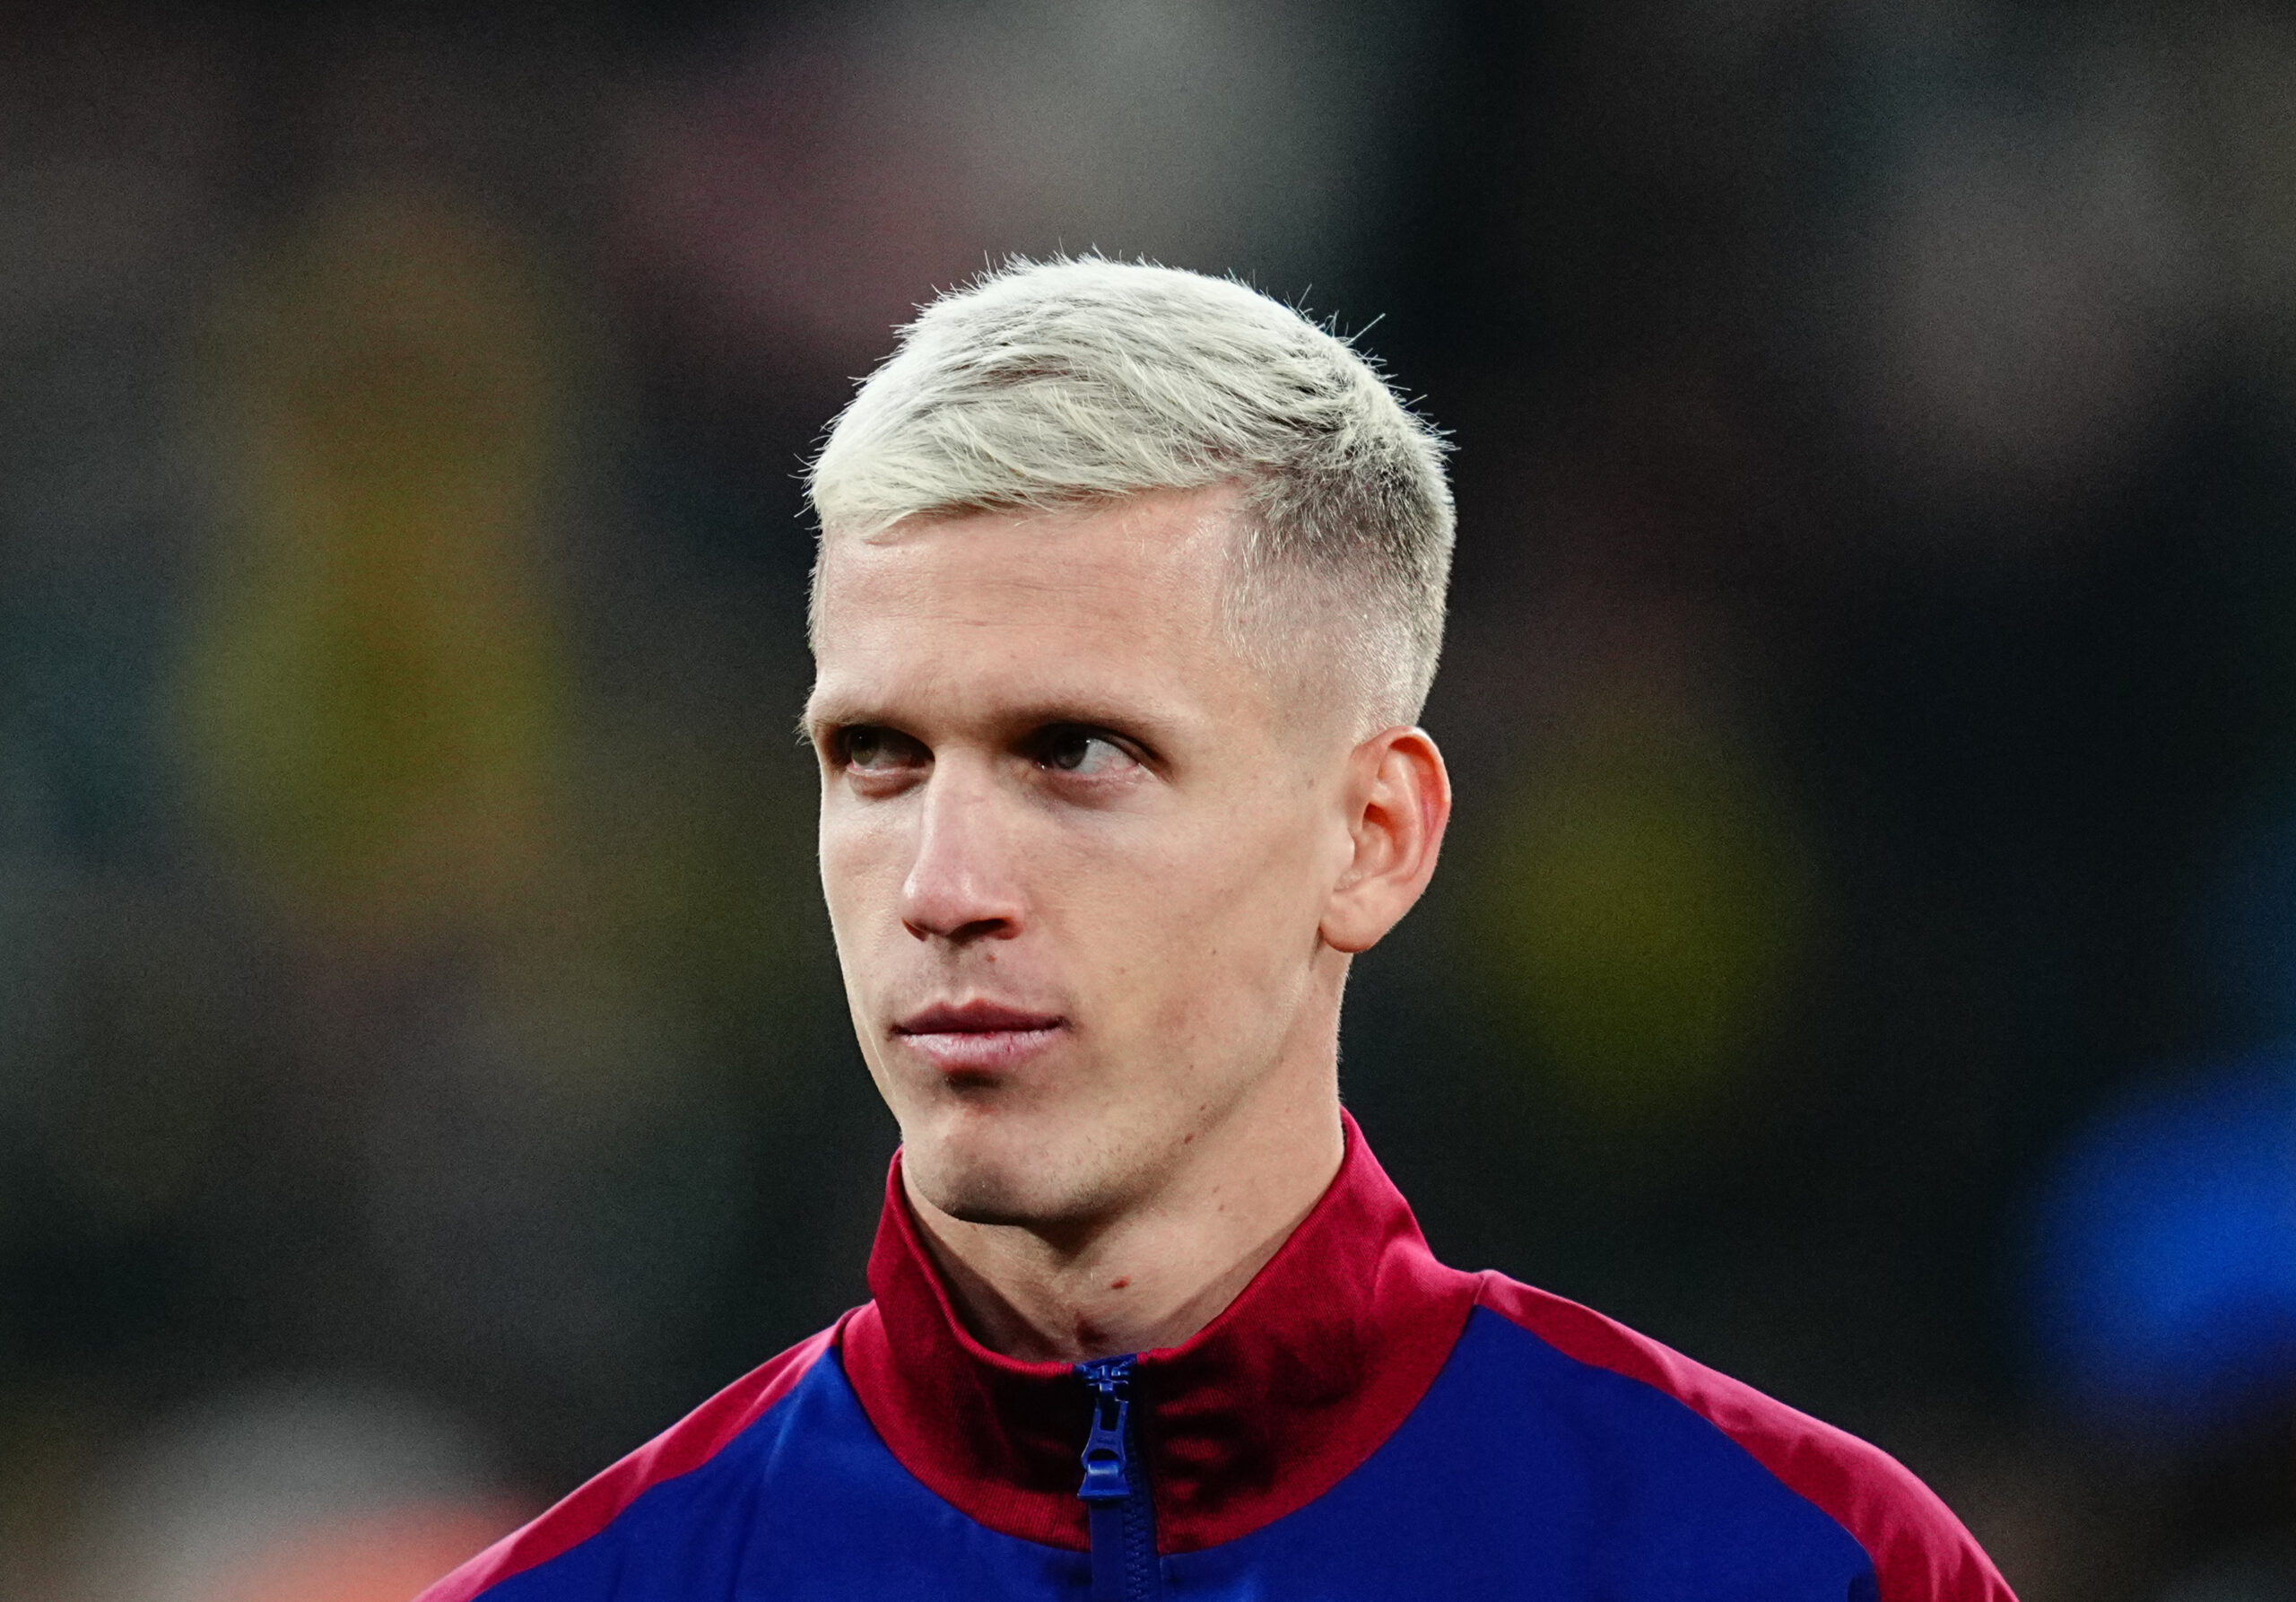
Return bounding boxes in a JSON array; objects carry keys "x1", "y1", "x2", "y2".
[
  {"x1": 977, "y1": 696, "x2": 1190, "y2": 749},
  {"x1": 796, "y1": 694, "x2": 1187, "y2": 747},
  {"x1": 1006, "y1": 698, "x2": 1165, "y2": 729},
  {"x1": 797, "y1": 686, "x2": 918, "y2": 738},
  {"x1": 798, "y1": 694, "x2": 867, "y2": 736}
]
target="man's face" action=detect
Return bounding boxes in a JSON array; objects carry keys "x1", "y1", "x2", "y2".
[{"x1": 806, "y1": 486, "x2": 1358, "y2": 1229}]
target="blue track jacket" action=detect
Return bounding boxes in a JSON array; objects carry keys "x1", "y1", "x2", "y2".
[{"x1": 419, "y1": 1115, "x2": 2013, "y2": 1601}]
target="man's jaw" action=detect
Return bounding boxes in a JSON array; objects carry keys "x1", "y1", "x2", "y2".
[{"x1": 891, "y1": 999, "x2": 1067, "y2": 1075}]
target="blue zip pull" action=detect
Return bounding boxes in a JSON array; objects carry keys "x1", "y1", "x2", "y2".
[
  {"x1": 1075, "y1": 1355, "x2": 1135, "y2": 1504},
  {"x1": 1074, "y1": 1354, "x2": 1161, "y2": 1601}
]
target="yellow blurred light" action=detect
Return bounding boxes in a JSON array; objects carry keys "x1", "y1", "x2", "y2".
[
  {"x1": 178, "y1": 187, "x2": 568, "y2": 942},
  {"x1": 1465, "y1": 718, "x2": 1813, "y2": 1122}
]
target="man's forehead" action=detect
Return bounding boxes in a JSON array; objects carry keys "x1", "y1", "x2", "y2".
[{"x1": 808, "y1": 511, "x2": 1248, "y2": 728}]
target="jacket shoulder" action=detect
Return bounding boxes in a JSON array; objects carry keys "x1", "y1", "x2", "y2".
[
  {"x1": 1474, "y1": 1274, "x2": 2013, "y2": 1602},
  {"x1": 414, "y1": 1317, "x2": 848, "y2": 1602}
]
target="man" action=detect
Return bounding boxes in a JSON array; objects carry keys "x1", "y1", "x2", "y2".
[{"x1": 420, "y1": 259, "x2": 2012, "y2": 1601}]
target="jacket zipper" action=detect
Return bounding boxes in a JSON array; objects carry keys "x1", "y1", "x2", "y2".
[{"x1": 1075, "y1": 1354, "x2": 1162, "y2": 1601}]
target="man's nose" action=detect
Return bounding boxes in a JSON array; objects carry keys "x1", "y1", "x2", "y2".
[{"x1": 898, "y1": 764, "x2": 1025, "y2": 944}]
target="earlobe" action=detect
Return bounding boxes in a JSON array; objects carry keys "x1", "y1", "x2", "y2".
[{"x1": 1319, "y1": 727, "x2": 1451, "y2": 954}]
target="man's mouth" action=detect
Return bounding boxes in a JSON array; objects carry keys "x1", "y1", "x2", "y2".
[{"x1": 891, "y1": 1001, "x2": 1066, "y2": 1073}]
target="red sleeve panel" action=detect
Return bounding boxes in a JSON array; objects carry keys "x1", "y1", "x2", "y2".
[
  {"x1": 1475, "y1": 1274, "x2": 2014, "y2": 1602},
  {"x1": 415, "y1": 1318, "x2": 848, "y2": 1602}
]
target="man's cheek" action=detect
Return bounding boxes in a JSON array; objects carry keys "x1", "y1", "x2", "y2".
[{"x1": 822, "y1": 837, "x2": 892, "y2": 914}]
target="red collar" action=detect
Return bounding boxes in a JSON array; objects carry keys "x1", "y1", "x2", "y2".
[{"x1": 838, "y1": 1112, "x2": 1479, "y2": 1554}]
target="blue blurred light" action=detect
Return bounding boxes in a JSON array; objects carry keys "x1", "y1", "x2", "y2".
[{"x1": 2030, "y1": 1049, "x2": 2296, "y2": 1433}]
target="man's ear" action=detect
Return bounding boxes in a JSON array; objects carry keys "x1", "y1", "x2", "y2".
[{"x1": 1320, "y1": 726, "x2": 1451, "y2": 953}]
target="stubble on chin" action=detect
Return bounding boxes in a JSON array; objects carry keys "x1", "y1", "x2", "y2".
[
  {"x1": 909, "y1": 1147, "x2": 1091, "y2": 1232},
  {"x1": 904, "y1": 1119, "x2": 1144, "y2": 1237}
]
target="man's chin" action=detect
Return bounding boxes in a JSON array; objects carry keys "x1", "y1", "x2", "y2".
[
  {"x1": 928, "y1": 1187, "x2": 1057, "y2": 1230},
  {"x1": 906, "y1": 1150, "x2": 1067, "y2": 1229},
  {"x1": 901, "y1": 1121, "x2": 1113, "y2": 1232}
]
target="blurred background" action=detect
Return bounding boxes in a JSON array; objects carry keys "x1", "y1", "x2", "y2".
[{"x1": 1, "y1": 1, "x2": 2292, "y2": 1596}]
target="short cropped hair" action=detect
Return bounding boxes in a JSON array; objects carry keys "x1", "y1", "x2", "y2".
[{"x1": 806, "y1": 257, "x2": 1454, "y2": 727}]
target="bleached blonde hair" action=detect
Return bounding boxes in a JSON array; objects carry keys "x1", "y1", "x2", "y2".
[{"x1": 806, "y1": 257, "x2": 1454, "y2": 727}]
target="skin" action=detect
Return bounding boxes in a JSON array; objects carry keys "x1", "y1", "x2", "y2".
[{"x1": 806, "y1": 483, "x2": 1449, "y2": 1362}]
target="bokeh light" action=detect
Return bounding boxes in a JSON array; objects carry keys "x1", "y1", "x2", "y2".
[
  {"x1": 64, "y1": 1381, "x2": 524, "y2": 1602},
  {"x1": 177, "y1": 187, "x2": 568, "y2": 942},
  {"x1": 2029, "y1": 1049, "x2": 2296, "y2": 1437},
  {"x1": 1463, "y1": 709, "x2": 1813, "y2": 1122}
]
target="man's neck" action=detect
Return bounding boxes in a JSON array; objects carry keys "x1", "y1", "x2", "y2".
[{"x1": 903, "y1": 1088, "x2": 1346, "y2": 1363}]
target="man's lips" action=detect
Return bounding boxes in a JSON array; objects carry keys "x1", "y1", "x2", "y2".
[{"x1": 891, "y1": 1001, "x2": 1065, "y2": 1073}]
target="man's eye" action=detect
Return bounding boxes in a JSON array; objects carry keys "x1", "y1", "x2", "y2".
[
  {"x1": 1038, "y1": 729, "x2": 1137, "y2": 776},
  {"x1": 840, "y1": 727, "x2": 926, "y2": 770}
]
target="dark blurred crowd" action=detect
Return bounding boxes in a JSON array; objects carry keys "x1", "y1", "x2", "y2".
[{"x1": 4, "y1": 4, "x2": 2296, "y2": 1598}]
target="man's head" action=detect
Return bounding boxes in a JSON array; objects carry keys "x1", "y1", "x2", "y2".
[{"x1": 804, "y1": 259, "x2": 1453, "y2": 1235}]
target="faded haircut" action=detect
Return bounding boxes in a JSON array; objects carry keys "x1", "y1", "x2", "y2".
[{"x1": 805, "y1": 257, "x2": 1455, "y2": 727}]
